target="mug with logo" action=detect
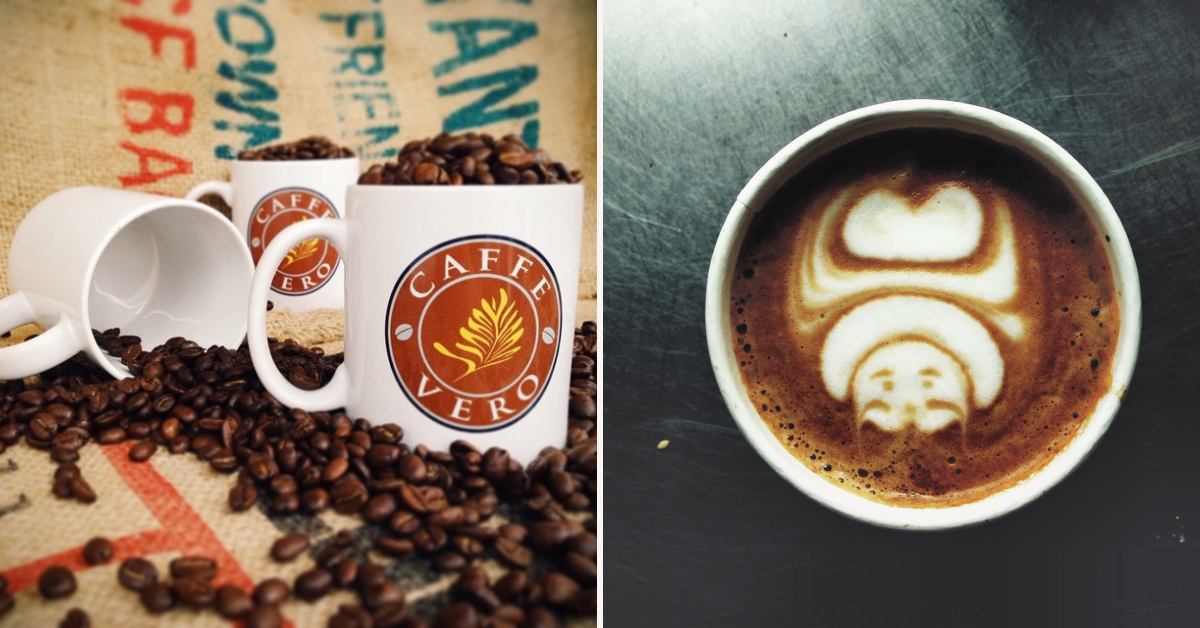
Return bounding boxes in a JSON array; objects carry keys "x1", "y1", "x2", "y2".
[
  {"x1": 186, "y1": 156, "x2": 359, "y2": 312},
  {"x1": 0, "y1": 186, "x2": 253, "y2": 380},
  {"x1": 245, "y1": 185, "x2": 583, "y2": 463}
]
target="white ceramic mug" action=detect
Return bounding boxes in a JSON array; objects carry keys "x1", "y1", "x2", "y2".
[
  {"x1": 0, "y1": 186, "x2": 253, "y2": 380},
  {"x1": 246, "y1": 185, "x2": 583, "y2": 463},
  {"x1": 187, "y1": 158, "x2": 359, "y2": 312},
  {"x1": 705, "y1": 100, "x2": 1142, "y2": 530}
]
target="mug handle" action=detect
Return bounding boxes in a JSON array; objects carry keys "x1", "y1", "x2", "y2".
[
  {"x1": 0, "y1": 291, "x2": 84, "y2": 380},
  {"x1": 185, "y1": 180, "x2": 233, "y2": 205},
  {"x1": 247, "y1": 218, "x2": 350, "y2": 411}
]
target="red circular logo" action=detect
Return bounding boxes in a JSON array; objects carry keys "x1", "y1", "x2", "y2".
[
  {"x1": 248, "y1": 188, "x2": 341, "y2": 296},
  {"x1": 386, "y1": 236, "x2": 561, "y2": 432}
]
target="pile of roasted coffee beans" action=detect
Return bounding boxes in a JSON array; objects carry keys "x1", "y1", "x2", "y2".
[
  {"x1": 238, "y1": 136, "x2": 355, "y2": 161},
  {"x1": 0, "y1": 322, "x2": 598, "y2": 627},
  {"x1": 358, "y1": 133, "x2": 583, "y2": 186}
]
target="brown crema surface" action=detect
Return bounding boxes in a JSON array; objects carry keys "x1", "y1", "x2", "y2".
[{"x1": 731, "y1": 129, "x2": 1120, "y2": 507}]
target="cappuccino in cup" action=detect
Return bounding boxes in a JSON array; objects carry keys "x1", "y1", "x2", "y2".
[{"x1": 730, "y1": 128, "x2": 1120, "y2": 507}]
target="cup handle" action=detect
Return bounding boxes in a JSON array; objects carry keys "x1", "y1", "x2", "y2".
[
  {"x1": 185, "y1": 180, "x2": 233, "y2": 205},
  {"x1": 247, "y1": 218, "x2": 350, "y2": 410},
  {"x1": 0, "y1": 291, "x2": 84, "y2": 380}
]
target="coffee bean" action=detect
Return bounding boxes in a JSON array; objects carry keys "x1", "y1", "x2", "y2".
[
  {"x1": 330, "y1": 604, "x2": 374, "y2": 628},
  {"x1": 528, "y1": 521, "x2": 571, "y2": 553},
  {"x1": 429, "y1": 505, "x2": 466, "y2": 529},
  {"x1": 331, "y1": 475, "x2": 368, "y2": 514},
  {"x1": 525, "y1": 607, "x2": 561, "y2": 628},
  {"x1": 170, "y1": 556, "x2": 216, "y2": 581},
  {"x1": 493, "y1": 571, "x2": 528, "y2": 602},
  {"x1": 361, "y1": 581, "x2": 405, "y2": 611},
  {"x1": 355, "y1": 563, "x2": 387, "y2": 593},
  {"x1": 316, "y1": 544, "x2": 350, "y2": 569},
  {"x1": 139, "y1": 582, "x2": 175, "y2": 613},
  {"x1": 215, "y1": 585, "x2": 253, "y2": 618},
  {"x1": 323, "y1": 456, "x2": 349, "y2": 483},
  {"x1": 301, "y1": 487, "x2": 330, "y2": 512},
  {"x1": 372, "y1": 601, "x2": 410, "y2": 627},
  {"x1": 366, "y1": 443, "x2": 400, "y2": 469},
  {"x1": 294, "y1": 568, "x2": 333, "y2": 601},
  {"x1": 0, "y1": 574, "x2": 8, "y2": 594},
  {"x1": 539, "y1": 572, "x2": 581, "y2": 607},
  {"x1": 69, "y1": 475, "x2": 97, "y2": 504},
  {"x1": 494, "y1": 538, "x2": 533, "y2": 568},
  {"x1": 82, "y1": 537, "x2": 113, "y2": 564},
  {"x1": 269, "y1": 474, "x2": 297, "y2": 496},
  {"x1": 398, "y1": 454, "x2": 426, "y2": 482},
  {"x1": 253, "y1": 578, "x2": 290, "y2": 606},
  {"x1": 566, "y1": 532, "x2": 596, "y2": 559},
  {"x1": 128, "y1": 440, "x2": 156, "y2": 462},
  {"x1": 173, "y1": 576, "x2": 215, "y2": 609},
  {"x1": 498, "y1": 523, "x2": 527, "y2": 544},
  {"x1": 362, "y1": 493, "x2": 397, "y2": 523},
  {"x1": 209, "y1": 448, "x2": 238, "y2": 473},
  {"x1": 38, "y1": 565, "x2": 76, "y2": 599},
  {"x1": 58, "y1": 608, "x2": 90, "y2": 628},
  {"x1": 228, "y1": 482, "x2": 258, "y2": 511},
  {"x1": 436, "y1": 551, "x2": 468, "y2": 572},
  {"x1": 96, "y1": 427, "x2": 126, "y2": 444},
  {"x1": 453, "y1": 567, "x2": 499, "y2": 612},
  {"x1": 270, "y1": 532, "x2": 310, "y2": 562},
  {"x1": 374, "y1": 536, "x2": 414, "y2": 559},
  {"x1": 333, "y1": 560, "x2": 359, "y2": 588},
  {"x1": 118, "y1": 558, "x2": 158, "y2": 591},
  {"x1": 435, "y1": 601, "x2": 480, "y2": 628},
  {"x1": 563, "y1": 552, "x2": 596, "y2": 583},
  {"x1": 244, "y1": 603, "x2": 283, "y2": 628},
  {"x1": 389, "y1": 510, "x2": 421, "y2": 536}
]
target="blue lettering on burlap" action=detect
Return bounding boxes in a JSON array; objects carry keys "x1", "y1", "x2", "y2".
[{"x1": 430, "y1": 19, "x2": 537, "y2": 78}]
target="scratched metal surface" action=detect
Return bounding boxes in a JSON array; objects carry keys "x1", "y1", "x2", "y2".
[{"x1": 602, "y1": 0, "x2": 1200, "y2": 625}]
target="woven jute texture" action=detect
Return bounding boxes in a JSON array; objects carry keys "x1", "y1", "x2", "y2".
[
  {"x1": 0, "y1": 310, "x2": 595, "y2": 627},
  {"x1": 0, "y1": 0, "x2": 598, "y2": 320},
  {"x1": 0, "y1": 0, "x2": 595, "y2": 623}
]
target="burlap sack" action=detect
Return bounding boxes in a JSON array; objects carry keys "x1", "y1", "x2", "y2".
[
  {"x1": 0, "y1": 1, "x2": 595, "y2": 624},
  {"x1": 0, "y1": 0, "x2": 597, "y2": 322}
]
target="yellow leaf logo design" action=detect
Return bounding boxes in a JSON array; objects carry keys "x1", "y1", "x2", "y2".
[
  {"x1": 280, "y1": 216, "x2": 319, "y2": 268},
  {"x1": 283, "y1": 237, "x2": 321, "y2": 268},
  {"x1": 433, "y1": 288, "x2": 525, "y2": 382}
]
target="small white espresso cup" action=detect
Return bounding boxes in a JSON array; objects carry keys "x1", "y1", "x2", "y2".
[
  {"x1": 187, "y1": 157, "x2": 359, "y2": 312},
  {"x1": 0, "y1": 186, "x2": 253, "y2": 380},
  {"x1": 706, "y1": 100, "x2": 1142, "y2": 530},
  {"x1": 246, "y1": 185, "x2": 583, "y2": 463}
]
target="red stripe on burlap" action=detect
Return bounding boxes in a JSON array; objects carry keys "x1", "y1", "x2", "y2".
[{"x1": 1, "y1": 443, "x2": 263, "y2": 617}]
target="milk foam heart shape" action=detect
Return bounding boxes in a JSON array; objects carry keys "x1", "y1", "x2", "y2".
[{"x1": 841, "y1": 186, "x2": 983, "y2": 261}]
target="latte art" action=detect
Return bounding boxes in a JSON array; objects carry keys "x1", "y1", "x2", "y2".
[
  {"x1": 805, "y1": 182, "x2": 1022, "y2": 433},
  {"x1": 732, "y1": 129, "x2": 1120, "y2": 506}
]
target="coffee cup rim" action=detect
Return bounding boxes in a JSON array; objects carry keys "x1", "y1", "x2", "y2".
[{"x1": 704, "y1": 99, "x2": 1142, "y2": 530}]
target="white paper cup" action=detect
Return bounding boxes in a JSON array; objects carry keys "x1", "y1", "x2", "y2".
[{"x1": 705, "y1": 100, "x2": 1142, "y2": 530}]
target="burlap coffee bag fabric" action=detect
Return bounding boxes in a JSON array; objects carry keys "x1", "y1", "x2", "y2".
[
  {"x1": 0, "y1": 1, "x2": 596, "y2": 625},
  {"x1": 0, "y1": 0, "x2": 597, "y2": 321}
]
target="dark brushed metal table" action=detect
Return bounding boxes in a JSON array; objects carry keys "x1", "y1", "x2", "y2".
[{"x1": 603, "y1": 1, "x2": 1200, "y2": 626}]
